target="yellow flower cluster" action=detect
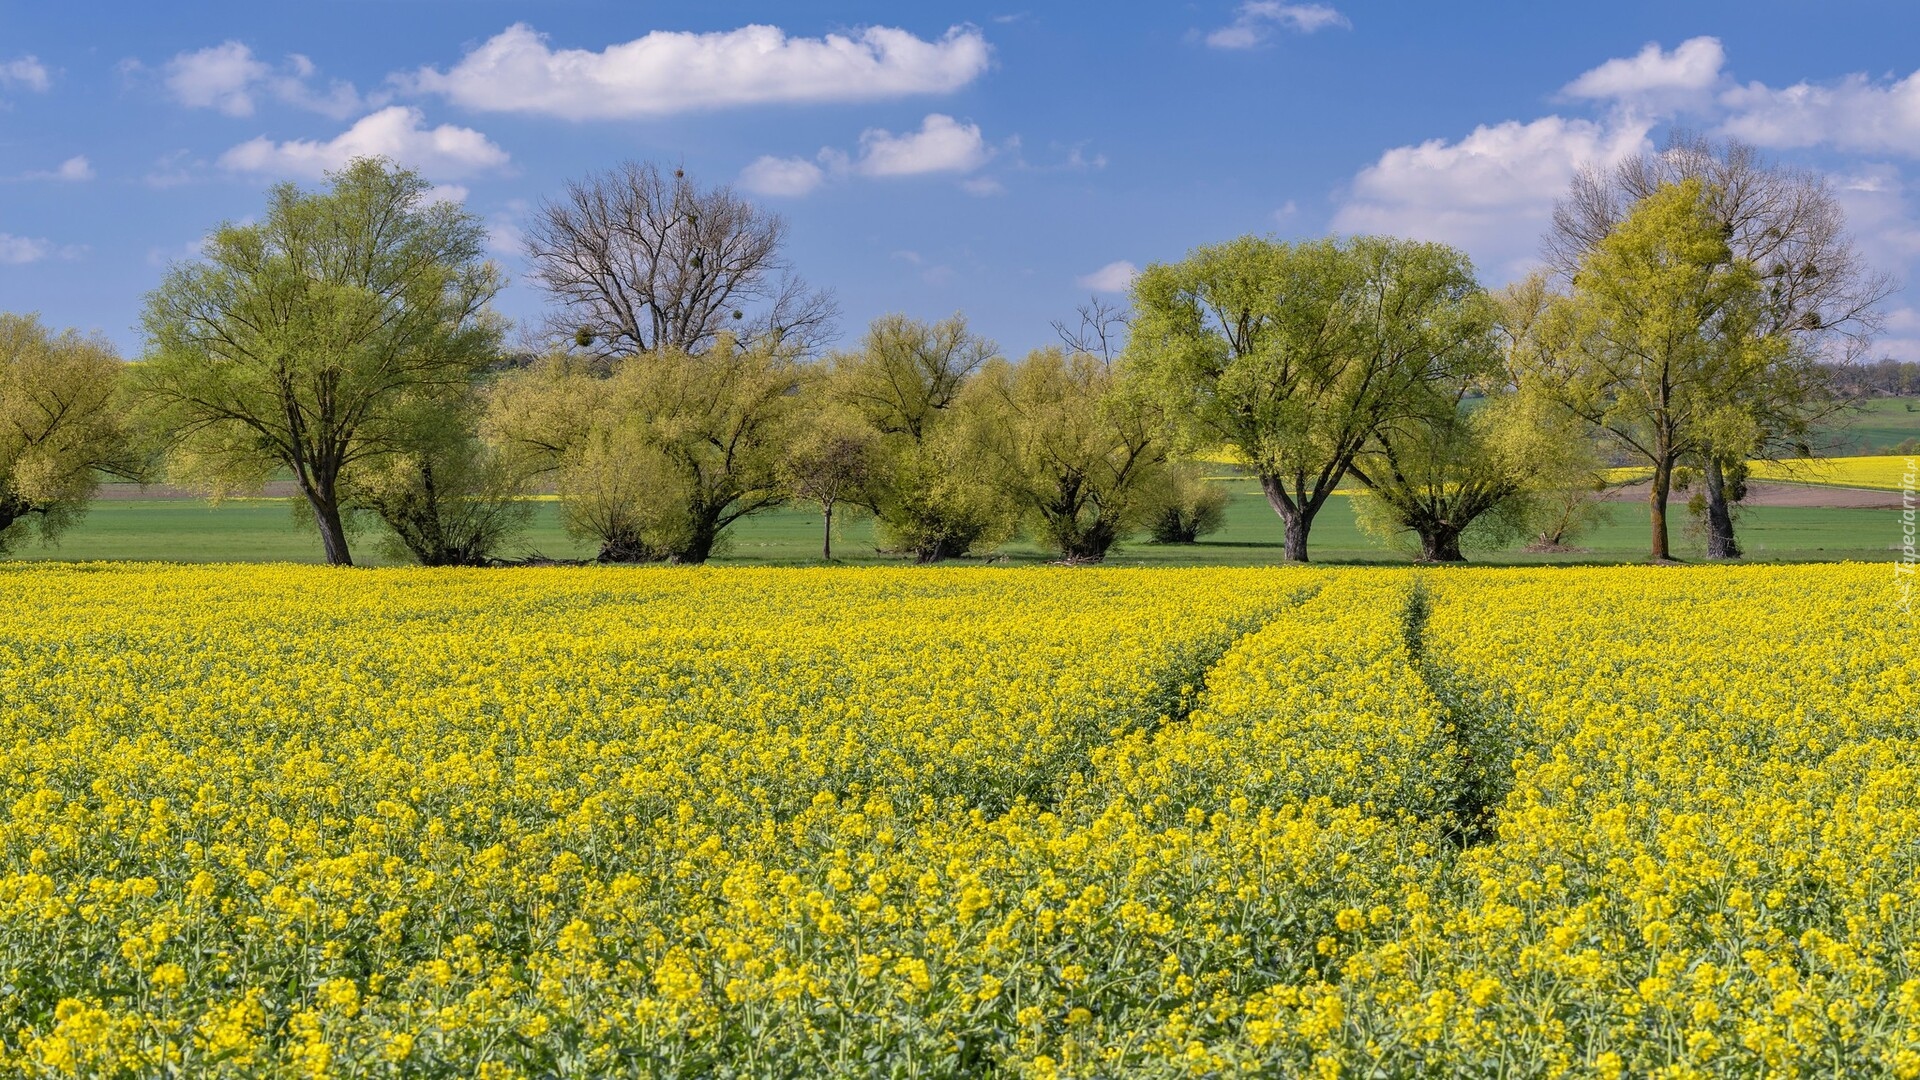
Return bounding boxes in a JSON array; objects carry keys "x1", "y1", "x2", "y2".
[{"x1": 0, "y1": 562, "x2": 1909, "y2": 1077}]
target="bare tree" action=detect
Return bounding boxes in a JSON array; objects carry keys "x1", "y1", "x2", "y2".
[
  {"x1": 525, "y1": 162, "x2": 838, "y2": 361},
  {"x1": 1050, "y1": 296, "x2": 1131, "y2": 366},
  {"x1": 1547, "y1": 132, "x2": 1893, "y2": 558}
]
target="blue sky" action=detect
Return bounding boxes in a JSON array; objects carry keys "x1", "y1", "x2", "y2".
[{"x1": 4, "y1": 1, "x2": 1920, "y2": 360}]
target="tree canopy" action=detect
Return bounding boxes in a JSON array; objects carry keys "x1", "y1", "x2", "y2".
[
  {"x1": 526, "y1": 162, "x2": 837, "y2": 361},
  {"x1": 1127, "y1": 235, "x2": 1491, "y2": 561},
  {"x1": 138, "y1": 157, "x2": 503, "y2": 566},
  {"x1": 0, "y1": 315, "x2": 132, "y2": 554},
  {"x1": 1546, "y1": 179, "x2": 1775, "y2": 562}
]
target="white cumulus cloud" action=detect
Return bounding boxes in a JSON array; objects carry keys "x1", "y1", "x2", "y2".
[
  {"x1": 855, "y1": 114, "x2": 991, "y2": 176},
  {"x1": 1719, "y1": 69, "x2": 1920, "y2": 156},
  {"x1": 410, "y1": 22, "x2": 991, "y2": 119},
  {"x1": 0, "y1": 55, "x2": 50, "y2": 92},
  {"x1": 738, "y1": 155, "x2": 828, "y2": 197},
  {"x1": 1206, "y1": 3, "x2": 1349, "y2": 49},
  {"x1": 741, "y1": 114, "x2": 997, "y2": 198},
  {"x1": 1832, "y1": 165, "x2": 1920, "y2": 276},
  {"x1": 165, "y1": 42, "x2": 364, "y2": 119},
  {"x1": 1333, "y1": 115, "x2": 1652, "y2": 277},
  {"x1": 218, "y1": 106, "x2": 510, "y2": 180},
  {"x1": 1561, "y1": 36, "x2": 1724, "y2": 105},
  {"x1": 1078, "y1": 260, "x2": 1138, "y2": 293},
  {"x1": 27, "y1": 155, "x2": 93, "y2": 182}
]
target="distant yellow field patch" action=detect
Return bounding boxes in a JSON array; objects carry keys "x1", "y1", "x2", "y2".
[
  {"x1": 1748, "y1": 455, "x2": 1911, "y2": 490},
  {"x1": 1603, "y1": 454, "x2": 1912, "y2": 491}
]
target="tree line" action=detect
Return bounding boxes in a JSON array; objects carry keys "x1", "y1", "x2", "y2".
[{"x1": 0, "y1": 135, "x2": 1892, "y2": 566}]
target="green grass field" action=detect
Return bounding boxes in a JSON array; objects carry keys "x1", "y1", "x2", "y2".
[
  {"x1": 11, "y1": 477, "x2": 1897, "y2": 566},
  {"x1": 1829, "y1": 397, "x2": 1920, "y2": 454}
]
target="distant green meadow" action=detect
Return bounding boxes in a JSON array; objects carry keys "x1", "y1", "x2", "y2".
[
  {"x1": 1832, "y1": 396, "x2": 1920, "y2": 454},
  {"x1": 12, "y1": 477, "x2": 1897, "y2": 567}
]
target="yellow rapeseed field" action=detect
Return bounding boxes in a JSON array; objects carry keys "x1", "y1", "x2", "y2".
[
  {"x1": 0, "y1": 563, "x2": 1911, "y2": 1077},
  {"x1": 1605, "y1": 454, "x2": 1914, "y2": 491}
]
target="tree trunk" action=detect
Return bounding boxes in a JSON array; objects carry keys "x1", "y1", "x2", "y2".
[
  {"x1": 1648, "y1": 460, "x2": 1673, "y2": 562},
  {"x1": 311, "y1": 495, "x2": 354, "y2": 567},
  {"x1": 1258, "y1": 476, "x2": 1313, "y2": 562},
  {"x1": 0, "y1": 498, "x2": 26, "y2": 537},
  {"x1": 597, "y1": 532, "x2": 656, "y2": 562},
  {"x1": 1418, "y1": 526, "x2": 1466, "y2": 563},
  {"x1": 1703, "y1": 456, "x2": 1740, "y2": 560},
  {"x1": 822, "y1": 503, "x2": 834, "y2": 561}
]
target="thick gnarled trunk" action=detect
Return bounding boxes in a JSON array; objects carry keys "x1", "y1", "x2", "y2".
[
  {"x1": 1418, "y1": 526, "x2": 1466, "y2": 563},
  {"x1": 309, "y1": 493, "x2": 354, "y2": 567},
  {"x1": 1703, "y1": 456, "x2": 1740, "y2": 559},
  {"x1": 1259, "y1": 475, "x2": 1315, "y2": 563}
]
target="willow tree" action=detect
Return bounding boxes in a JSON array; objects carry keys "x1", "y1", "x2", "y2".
[
  {"x1": 485, "y1": 341, "x2": 803, "y2": 563},
  {"x1": 1549, "y1": 134, "x2": 1887, "y2": 557},
  {"x1": 965, "y1": 347, "x2": 1167, "y2": 561},
  {"x1": 1550, "y1": 179, "x2": 1774, "y2": 562},
  {"x1": 0, "y1": 315, "x2": 132, "y2": 554},
  {"x1": 1127, "y1": 235, "x2": 1490, "y2": 561},
  {"x1": 347, "y1": 391, "x2": 531, "y2": 567},
  {"x1": 138, "y1": 158, "x2": 503, "y2": 566},
  {"x1": 1349, "y1": 392, "x2": 1524, "y2": 563},
  {"x1": 829, "y1": 314, "x2": 1012, "y2": 562}
]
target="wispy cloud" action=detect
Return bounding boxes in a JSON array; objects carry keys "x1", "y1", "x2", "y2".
[
  {"x1": 25, "y1": 155, "x2": 94, "y2": 182},
  {"x1": 1206, "y1": 3, "x2": 1349, "y2": 50},
  {"x1": 0, "y1": 56, "x2": 50, "y2": 93},
  {"x1": 0, "y1": 234, "x2": 51, "y2": 264},
  {"x1": 0, "y1": 234, "x2": 83, "y2": 264}
]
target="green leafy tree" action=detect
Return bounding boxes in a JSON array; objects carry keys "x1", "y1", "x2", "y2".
[
  {"x1": 965, "y1": 347, "x2": 1167, "y2": 561},
  {"x1": 1127, "y1": 235, "x2": 1490, "y2": 561},
  {"x1": 0, "y1": 314, "x2": 133, "y2": 554},
  {"x1": 1546, "y1": 179, "x2": 1775, "y2": 561},
  {"x1": 830, "y1": 314, "x2": 1012, "y2": 562},
  {"x1": 780, "y1": 402, "x2": 878, "y2": 561},
  {"x1": 486, "y1": 341, "x2": 802, "y2": 563},
  {"x1": 137, "y1": 158, "x2": 503, "y2": 566},
  {"x1": 1493, "y1": 275, "x2": 1612, "y2": 550},
  {"x1": 1145, "y1": 463, "x2": 1230, "y2": 544},
  {"x1": 1349, "y1": 389, "x2": 1529, "y2": 563},
  {"x1": 1550, "y1": 134, "x2": 1887, "y2": 558},
  {"x1": 348, "y1": 390, "x2": 531, "y2": 566}
]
